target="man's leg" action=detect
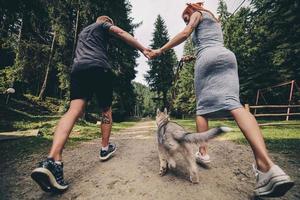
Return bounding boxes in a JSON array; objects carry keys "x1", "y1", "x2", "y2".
[
  {"x1": 99, "y1": 106, "x2": 116, "y2": 160},
  {"x1": 31, "y1": 99, "x2": 86, "y2": 192},
  {"x1": 101, "y1": 107, "x2": 112, "y2": 147},
  {"x1": 231, "y1": 107, "x2": 293, "y2": 197},
  {"x1": 48, "y1": 99, "x2": 86, "y2": 161}
]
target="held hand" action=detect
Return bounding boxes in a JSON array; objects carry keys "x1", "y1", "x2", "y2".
[
  {"x1": 142, "y1": 48, "x2": 152, "y2": 59},
  {"x1": 148, "y1": 49, "x2": 162, "y2": 59}
]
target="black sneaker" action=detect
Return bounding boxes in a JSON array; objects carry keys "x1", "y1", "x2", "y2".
[
  {"x1": 99, "y1": 143, "x2": 117, "y2": 161},
  {"x1": 31, "y1": 158, "x2": 69, "y2": 193}
]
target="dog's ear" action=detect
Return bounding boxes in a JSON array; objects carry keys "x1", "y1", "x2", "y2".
[
  {"x1": 156, "y1": 108, "x2": 161, "y2": 115},
  {"x1": 163, "y1": 108, "x2": 168, "y2": 115}
]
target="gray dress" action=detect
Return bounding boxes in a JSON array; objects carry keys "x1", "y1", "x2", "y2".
[{"x1": 192, "y1": 11, "x2": 242, "y2": 117}]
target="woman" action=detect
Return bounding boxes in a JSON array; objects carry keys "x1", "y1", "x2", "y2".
[{"x1": 148, "y1": 2, "x2": 293, "y2": 197}]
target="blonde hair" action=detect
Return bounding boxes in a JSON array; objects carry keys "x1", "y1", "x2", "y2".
[
  {"x1": 96, "y1": 16, "x2": 114, "y2": 25},
  {"x1": 182, "y1": 2, "x2": 219, "y2": 23}
]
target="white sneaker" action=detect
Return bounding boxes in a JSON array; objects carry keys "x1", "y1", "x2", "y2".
[
  {"x1": 253, "y1": 164, "x2": 294, "y2": 197},
  {"x1": 195, "y1": 152, "x2": 211, "y2": 164}
]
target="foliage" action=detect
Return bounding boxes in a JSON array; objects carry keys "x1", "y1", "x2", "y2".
[
  {"x1": 219, "y1": 0, "x2": 300, "y2": 104},
  {"x1": 0, "y1": 0, "x2": 140, "y2": 120},
  {"x1": 133, "y1": 82, "x2": 156, "y2": 117},
  {"x1": 172, "y1": 38, "x2": 196, "y2": 116}
]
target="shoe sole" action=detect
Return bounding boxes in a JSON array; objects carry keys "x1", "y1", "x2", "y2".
[
  {"x1": 255, "y1": 175, "x2": 294, "y2": 197},
  {"x1": 99, "y1": 147, "x2": 117, "y2": 161},
  {"x1": 196, "y1": 157, "x2": 211, "y2": 165},
  {"x1": 196, "y1": 159, "x2": 211, "y2": 164},
  {"x1": 31, "y1": 168, "x2": 68, "y2": 193}
]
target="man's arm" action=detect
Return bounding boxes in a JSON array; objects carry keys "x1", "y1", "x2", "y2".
[{"x1": 108, "y1": 26, "x2": 150, "y2": 58}]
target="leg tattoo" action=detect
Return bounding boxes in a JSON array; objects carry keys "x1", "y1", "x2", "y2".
[
  {"x1": 101, "y1": 107, "x2": 112, "y2": 124},
  {"x1": 101, "y1": 113, "x2": 111, "y2": 124}
]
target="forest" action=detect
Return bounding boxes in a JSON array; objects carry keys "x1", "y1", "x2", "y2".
[{"x1": 0, "y1": 0, "x2": 299, "y2": 120}]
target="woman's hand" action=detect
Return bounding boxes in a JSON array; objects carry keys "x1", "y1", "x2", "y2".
[
  {"x1": 181, "y1": 55, "x2": 195, "y2": 62},
  {"x1": 148, "y1": 49, "x2": 162, "y2": 59}
]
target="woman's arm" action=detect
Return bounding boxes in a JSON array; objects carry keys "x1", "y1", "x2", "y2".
[
  {"x1": 109, "y1": 26, "x2": 150, "y2": 58},
  {"x1": 150, "y1": 12, "x2": 202, "y2": 58}
]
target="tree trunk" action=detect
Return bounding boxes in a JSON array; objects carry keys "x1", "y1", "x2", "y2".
[
  {"x1": 38, "y1": 32, "x2": 56, "y2": 100},
  {"x1": 11, "y1": 16, "x2": 23, "y2": 88},
  {"x1": 71, "y1": 5, "x2": 80, "y2": 60}
]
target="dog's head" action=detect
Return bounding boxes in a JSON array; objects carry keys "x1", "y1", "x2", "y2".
[{"x1": 156, "y1": 108, "x2": 169, "y2": 127}]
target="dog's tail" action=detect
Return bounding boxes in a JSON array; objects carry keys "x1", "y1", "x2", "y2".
[{"x1": 182, "y1": 127, "x2": 232, "y2": 143}]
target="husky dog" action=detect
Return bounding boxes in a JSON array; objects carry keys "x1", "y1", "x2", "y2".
[{"x1": 156, "y1": 108, "x2": 231, "y2": 183}]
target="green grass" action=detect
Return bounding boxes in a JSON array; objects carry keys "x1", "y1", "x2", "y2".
[
  {"x1": 174, "y1": 119, "x2": 300, "y2": 155},
  {"x1": 0, "y1": 118, "x2": 138, "y2": 163},
  {"x1": 0, "y1": 94, "x2": 140, "y2": 163}
]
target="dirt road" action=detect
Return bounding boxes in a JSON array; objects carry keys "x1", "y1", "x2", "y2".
[{"x1": 1, "y1": 120, "x2": 299, "y2": 200}]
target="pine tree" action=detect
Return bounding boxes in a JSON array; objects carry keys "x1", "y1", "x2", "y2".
[
  {"x1": 219, "y1": 0, "x2": 300, "y2": 104},
  {"x1": 133, "y1": 82, "x2": 156, "y2": 117},
  {"x1": 172, "y1": 38, "x2": 195, "y2": 116},
  {"x1": 217, "y1": 0, "x2": 230, "y2": 24},
  {"x1": 145, "y1": 15, "x2": 177, "y2": 109}
]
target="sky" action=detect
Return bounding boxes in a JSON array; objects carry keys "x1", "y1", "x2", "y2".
[{"x1": 128, "y1": 0, "x2": 246, "y2": 85}]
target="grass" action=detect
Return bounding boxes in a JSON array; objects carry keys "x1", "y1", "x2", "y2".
[
  {"x1": 174, "y1": 119, "x2": 300, "y2": 155},
  {"x1": 0, "y1": 95, "x2": 139, "y2": 163},
  {"x1": 0, "y1": 118, "x2": 138, "y2": 163}
]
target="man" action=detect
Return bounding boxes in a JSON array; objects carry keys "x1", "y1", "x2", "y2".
[{"x1": 31, "y1": 16, "x2": 150, "y2": 193}]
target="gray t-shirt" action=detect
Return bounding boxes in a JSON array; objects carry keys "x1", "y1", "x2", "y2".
[{"x1": 72, "y1": 22, "x2": 112, "y2": 71}]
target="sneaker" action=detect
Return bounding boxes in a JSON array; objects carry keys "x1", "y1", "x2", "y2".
[
  {"x1": 195, "y1": 151, "x2": 211, "y2": 164},
  {"x1": 99, "y1": 143, "x2": 117, "y2": 161},
  {"x1": 31, "y1": 158, "x2": 69, "y2": 193},
  {"x1": 253, "y1": 164, "x2": 294, "y2": 197}
]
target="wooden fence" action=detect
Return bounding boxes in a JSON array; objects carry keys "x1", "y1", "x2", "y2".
[{"x1": 245, "y1": 104, "x2": 300, "y2": 122}]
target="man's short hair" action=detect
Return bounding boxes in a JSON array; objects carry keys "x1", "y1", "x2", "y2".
[{"x1": 96, "y1": 16, "x2": 114, "y2": 25}]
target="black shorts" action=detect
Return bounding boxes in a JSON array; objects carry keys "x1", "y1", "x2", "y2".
[{"x1": 70, "y1": 67, "x2": 113, "y2": 109}]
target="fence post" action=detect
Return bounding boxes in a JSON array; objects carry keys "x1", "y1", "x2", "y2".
[
  {"x1": 255, "y1": 90, "x2": 260, "y2": 115},
  {"x1": 286, "y1": 80, "x2": 295, "y2": 121}
]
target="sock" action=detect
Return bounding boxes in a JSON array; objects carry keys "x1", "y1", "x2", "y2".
[
  {"x1": 102, "y1": 145, "x2": 109, "y2": 151},
  {"x1": 55, "y1": 160, "x2": 63, "y2": 165}
]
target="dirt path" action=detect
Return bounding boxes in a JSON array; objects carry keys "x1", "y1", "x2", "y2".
[{"x1": 1, "y1": 120, "x2": 299, "y2": 200}]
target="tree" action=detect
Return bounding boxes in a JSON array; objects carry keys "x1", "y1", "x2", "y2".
[
  {"x1": 38, "y1": 32, "x2": 56, "y2": 100},
  {"x1": 217, "y1": 0, "x2": 230, "y2": 24},
  {"x1": 145, "y1": 15, "x2": 177, "y2": 109},
  {"x1": 172, "y1": 38, "x2": 195, "y2": 116},
  {"x1": 217, "y1": 0, "x2": 300, "y2": 104},
  {"x1": 133, "y1": 82, "x2": 156, "y2": 117}
]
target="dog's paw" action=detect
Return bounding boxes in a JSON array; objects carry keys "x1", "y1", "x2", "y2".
[
  {"x1": 190, "y1": 175, "x2": 199, "y2": 184},
  {"x1": 159, "y1": 167, "x2": 168, "y2": 176},
  {"x1": 167, "y1": 160, "x2": 176, "y2": 169},
  {"x1": 190, "y1": 171, "x2": 199, "y2": 184}
]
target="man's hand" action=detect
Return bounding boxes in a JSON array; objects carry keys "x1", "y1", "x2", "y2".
[
  {"x1": 142, "y1": 49, "x2": 152, "y2": 59},
  {"x1": 147, "y1": 49, "x2": 162, "y2": 59}
]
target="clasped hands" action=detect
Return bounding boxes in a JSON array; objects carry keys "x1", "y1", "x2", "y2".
[
  {"x1": 142, "y1": 48, "x2": 195, "y2": 62},
  {"x1": 142, "y1": 48, "x2": 162, "y2": 60}
]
